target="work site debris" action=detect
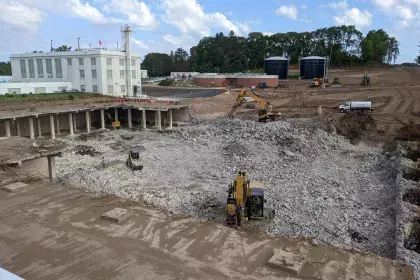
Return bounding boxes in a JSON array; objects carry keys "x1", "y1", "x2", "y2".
[{"x1": 57, "y1": 118, "x2": 398, "y2": 260}]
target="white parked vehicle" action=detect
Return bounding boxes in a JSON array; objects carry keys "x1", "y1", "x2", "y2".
[{"x1": 339, "y1": 101, "x2": 372, "y2": 113}]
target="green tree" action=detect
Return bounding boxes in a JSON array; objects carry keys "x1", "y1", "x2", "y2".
[
  {"x1": 0, "y1": 61, "x2": 11, "y2": 75},
  {"x1": 415, "y1": 56, "x2": 420, "y2": 64},
  {"x1": 361, "y1": 30, "x2": 390, "y2": 64},
  {"x1": 173, "y1": 48, "x2": 190, "y2": 71},
  {"x1": 53, "y1": 45, "x2": 72, "y2": 52},
  {"x1": 142, "y1": 53, "x2": 173, "y2": 77}
]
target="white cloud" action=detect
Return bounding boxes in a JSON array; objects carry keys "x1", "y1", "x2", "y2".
[
  {"x1": 300, "y1": 4, "x2": 308, "y2": 9},
  {"x1": 326, "y1": 1, "x2": 348, "y2": 9},
  {"x1": 160, "y1": 0, "x2": 246, "y2": 37},
  {"x1": 371, "y1": 0, "x2": 419, "y2": 29},
  {"x1": 334, "y1": 8, "x2": 372, "y2": 29},
  {"x1": 0, "y1": 0, "x2": 45, "y2": 32},
  {"x1": 131, "y1": 38, "x2": 149, "y2": 49},
  {"x1": 162, "y1": 34, "x2": 181, "y2": 46},
  {"x1": 275, "y1": 5, "x2": 298, "y2": 20},
  {"x1": 372, "y1": 0, "x2": 395, "y2": 10},
  {"x1": 263, "y1": 32, "x2": 274, "y2": 36},
  {"x1": 67, "y1": 0, "x2": 109, "y2": 23},
  {"x1": 103, "y1": 0, "x2": 158, "y2": 29}
]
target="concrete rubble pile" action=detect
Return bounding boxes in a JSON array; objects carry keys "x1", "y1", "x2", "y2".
[{"x1": 57, "y1": 118, "x2": 398, "y2": 259}]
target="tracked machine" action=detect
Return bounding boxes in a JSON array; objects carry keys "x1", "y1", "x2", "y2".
[
  {"x1": 226, "y1": 171, "x2": 275, "y2": 227},
  {"x1": 229, "y1": 88, "x2": 280, "y2": 122},
  {"x1": 361, "y1": 71, "x2": 371, "y2": 86},
  {"x1": 126, "y1": 150, "x2": 143, "y2": 171}
]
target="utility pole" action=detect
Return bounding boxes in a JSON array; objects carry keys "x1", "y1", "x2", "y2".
[
  {"x1": 116, "y1": 42, "x2": 119, "y2": 51},
  {"x1": 78, "y1": 37, "x2": 80, "y2": 50},
  {"x1": 50, "y1": 40, "x2": 53, "y2": 52}
]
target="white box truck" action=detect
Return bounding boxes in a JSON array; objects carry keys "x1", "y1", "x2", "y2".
[{"x1": 339, "y1": 101, "x2": 372, "y2": 113}]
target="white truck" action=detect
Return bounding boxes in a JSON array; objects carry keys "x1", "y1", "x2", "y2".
[{"x1": 339, "y1": 101, "x2": 372, "y2": 113}]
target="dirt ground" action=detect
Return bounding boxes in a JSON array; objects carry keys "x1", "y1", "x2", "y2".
[
  {"x1": 192, "y1": 67, "x2": 420, "y2": 141},
  {"x1": 0, "y1": 180, "x2": 413, "y2": 280}
]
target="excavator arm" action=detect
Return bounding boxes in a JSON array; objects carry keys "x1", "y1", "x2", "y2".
[{"x1": 228, "y1": 88, "x2": 267, "y2": 118}]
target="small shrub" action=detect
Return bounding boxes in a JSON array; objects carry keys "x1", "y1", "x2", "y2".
[
  {"x1": 68, "y1": 94, "x2": 75, "y2": 100},
  {"x1": 158, "y1": 79, "x2": 174, "y2": 86},
  {"x1": 21, "y1": 94, "x2": 26, "y2": 98}
]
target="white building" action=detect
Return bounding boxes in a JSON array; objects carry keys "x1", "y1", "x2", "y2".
[
  {"x1": 0, "y1": 81, "x2": 71, "y2": 95},
  {"x1": 10, "y1": 49, "x2": 142, "y2": 96},
  {"x1": 140, "y1": 69, "x2": 148, "y2": 79},
  {"x1": 170, "y1": 72, "x2": 200, "y2": 79}
]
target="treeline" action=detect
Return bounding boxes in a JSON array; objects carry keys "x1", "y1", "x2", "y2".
[
  {"x1": 0, "y1": 62, "x2": 11, "y2": 76},
  {"x1": 142, "y1": 25, "x2": 401, "y2": 76}
]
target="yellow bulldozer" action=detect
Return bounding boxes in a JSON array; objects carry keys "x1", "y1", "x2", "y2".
[
  {"x1": 226, "y1": 171, "x2": 275, "y2": 227},
  {"x1": 228, "y1": 88, "x2": 280, "y2": 122}
]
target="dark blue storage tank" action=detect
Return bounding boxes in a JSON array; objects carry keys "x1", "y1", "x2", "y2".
[
  {"x1": 264, "y1": 57, "x2": 289, "y2": 79},
  {"x1": 299, "y1": 56, "x2": 327, "y2": 79}
]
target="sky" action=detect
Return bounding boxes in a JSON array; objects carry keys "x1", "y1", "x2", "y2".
[{"x1": 0, "y1": 0, "x2": 419, "y2": 63}]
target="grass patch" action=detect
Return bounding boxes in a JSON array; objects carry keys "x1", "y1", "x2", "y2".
[
  {"x1": 158, "y1": 80, "x2": 174, "y2": 86},
  {"x1": 0, "y1": 92, "x2": 105, "y2": 102}
]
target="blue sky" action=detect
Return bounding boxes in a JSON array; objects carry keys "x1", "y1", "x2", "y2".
[{"x1": 0, "y1": 0, "x2": 419, "y2": 63}]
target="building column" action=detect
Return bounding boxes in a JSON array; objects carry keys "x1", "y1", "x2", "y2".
[
  {"x1": 154, "y1": 111, "x2": 158, "y2": 128},
  {"x1": 69, "y1": 113, "x2": 74, "y2": 136},
  {"x1": 56, "y1": 115, "x2": 61, "y2": 135},
  {"x1": 49, "y1": 115, "x2": 55, "y2": 139},
  {"x1": 127, "y1": 108, "x2": 132, "y2": 128},
  {"x1": 114, "y1": 108, "x2": 119, "y2": 122},
  {"x1": 5, "y1": 120, "x2": 11, "y2": 138},
  {"x1": 15, "y1": 120, "x2": 21, "y2": 137},
  {"x1": 47, "y1": 156, "x2": 56, "y2": 182},
  {"x1": 169, "y1": 109, "x2": 173, "y2": 129},
  {"x1": 157, "y1": 110, "x2": 162, "y2": 131},
  {"x1": 142, "y1": 109, "x2": 146, "y2": 129},
  {"x1": 100, "y1": 109, "x2": 105, "y2": 129},
  {"x1": 85, "y1": 111, "x2": 91, "y2": 134},
  {"x1": 37, "y1": 118, "x2": 42, "y2": 137},
  {"x1": 73, "y1": 114, "x2": 78, "y2": 132},
  {"x1": 28, "y1": 118, "x2": 35, "y2": 140}
]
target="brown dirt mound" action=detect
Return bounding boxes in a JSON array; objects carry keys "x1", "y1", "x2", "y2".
[{"x1": 336, "y1": 111, "x2": 377, "y2": 142}]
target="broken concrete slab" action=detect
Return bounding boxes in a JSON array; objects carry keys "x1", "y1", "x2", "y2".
[
  {"x1": 267, "y1": 241, "x2": 310, "y2": 276},
  {"x1": 2, "y1": 182, "x2": 28, "y2": 193},
  {"x1": 101, "y1": 207, "x2": 130, "y2": 223}
]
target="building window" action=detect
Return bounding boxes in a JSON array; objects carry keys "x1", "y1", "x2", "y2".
[
  {"x1": 81, "y1": 85, "x2": 86, "y2": 92},
  {"x1": 67, "y1": 58, "x2": 72, "y2": 66},
  {"x1": 132, "y1": 70, "x2": 136, "y2": 79},
  {"x1": 131, "y1": 59, "x2": 135, "y2": 66},
  {"x1": 108, "y1": 85, "x2": 114, "y2": 93},
  {"x1": 20, "y1": 60, "x2": 27, "y2": 78},
  {"x1": 92, "y1": 69, "x2": 97, "y2": 78},
  {"x1": 45, "y1": 59, "x2": 53, "y2": 78},
  {"x1": 36, "y1": 59, "x2": 44, "y2": 78},
  {"x1": 121, "y1": 85, "x2": 126, "y2": 93},
  {"x1": 80, "y1": 70, "x2": 85, "y2": 78},
  {"x1": 119, "y1": 59, "x2": 124, "y2": 66},
  {"x1": 55, "y1": 59, "x2": 62, "y2": 78},
  {"x1": 107, "y1": 58, "x2": 112, "y2": 66},
  {"x1": 107, "y1": 70, "x2": 113, "y2": 79},
  {"x1": 28, "y1": 59, "x2": 35, "y2": 78},
  {"x1": 120, "y1": 70, "x2": 125, "y2": 79},
  {"x1": 79, "y1": 58, "x2": 84, "y2": 66},
  {"x1": 91, "y1": 58, "x2": 96, "y2": 66},
  {"x1": 92, "y1": 85, "x2": 98, "y2": 93}
]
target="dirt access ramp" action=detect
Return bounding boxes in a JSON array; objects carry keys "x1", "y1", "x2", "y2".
[{"x1": 0, "y1": 181, "x2": 413, "y2": 280}]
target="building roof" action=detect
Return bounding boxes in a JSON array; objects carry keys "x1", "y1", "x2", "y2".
[
  {"x1": 10, "y1": 50, "x2": 141, "y2": 59},
  {"x1": 301, "y1": 56, "x2": 327, "y2": 60},
  {"x1": 265, "y1": 56, "x2": 288, "y2": 61}
]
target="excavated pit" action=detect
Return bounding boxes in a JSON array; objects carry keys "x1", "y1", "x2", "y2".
[
  {"x1": 404, "y1": 218, "x2": 420, "y2": 254},
  {"x1": 403, "y1": 189, "x2": 420, "y2": 206}
]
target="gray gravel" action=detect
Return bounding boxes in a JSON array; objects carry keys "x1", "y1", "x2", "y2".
[{"x1": 57, "y1": 118, "x2": 399, "y2": 259}]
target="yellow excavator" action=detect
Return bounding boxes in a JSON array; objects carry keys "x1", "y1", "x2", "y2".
[
  {"x1": 228, "y1": 88, "x2": 280, "y2": 122},
  {"x1": 227, "y1": 171, "x2": 275, "y2": 227}
]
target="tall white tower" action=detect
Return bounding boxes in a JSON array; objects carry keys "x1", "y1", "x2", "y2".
[{"x1": 121, "y1": 25, "x2": 134, "y2": 97}]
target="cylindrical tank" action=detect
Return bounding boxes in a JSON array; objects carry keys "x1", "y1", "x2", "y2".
[
  {"x1": 299, "y1": 56, "x2": 327, "y2": 79},
  {"x1": 264, "y1": 57, "x2": 289, "y2": 79}
]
